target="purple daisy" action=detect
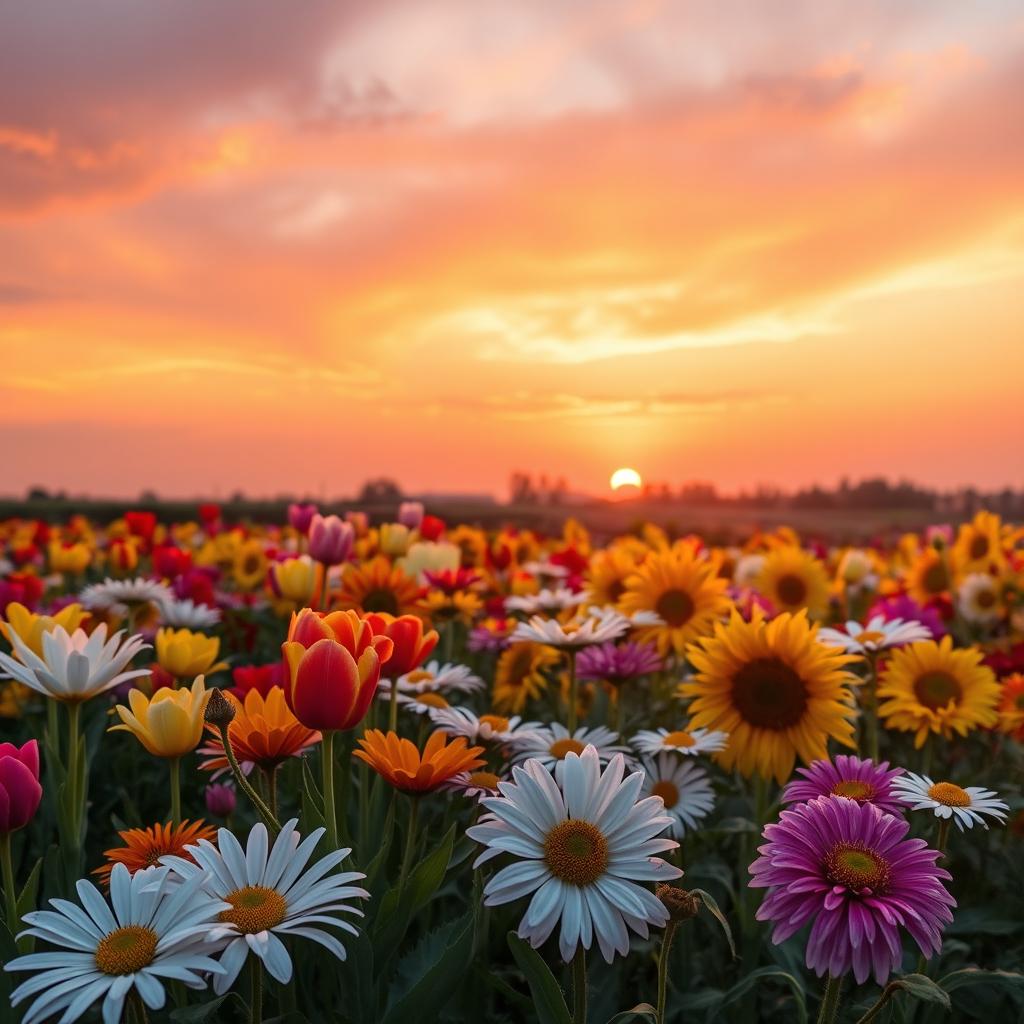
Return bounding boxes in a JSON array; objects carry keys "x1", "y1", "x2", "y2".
[
  {"x1": 782, "y1": 755, "x2": 906, "y2": 816},
  {"x1": 576, "y1": 640, "x2": 663, "y2": 683},
  {"x1": 750, "y1": 795, "x2": 954, "y2": 985}
]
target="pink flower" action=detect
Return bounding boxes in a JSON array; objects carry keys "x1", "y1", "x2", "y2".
[
  {"x1": 397, "y1": 501, "x2": 425, "y2": 530},
  {"x1": 288, "y1": 503, "x2": 319, "y2": 536},
  {"x1": 308, "y1": 514, "x2": 354, "y2": 566},
  {"x1": 750, "y1": 795, "x2": 954, "y2": 984},
  {"x1": 0, "y1": 740, "x2": 42, "y2": 835},
  {"x1": 782, "y1": 756, "x2": 906, "y2": 816},
  {"x1": 204, "y1": 782, "x2": 236, "y2": 818}
]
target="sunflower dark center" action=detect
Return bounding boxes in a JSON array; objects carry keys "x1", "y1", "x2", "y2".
[
  {"x1": 607, "y1": 580, "x2": 626, "y2": 604},
  {"x1": 363, "y1": 588, "x2": 400, "y2": 615},
  {"x1": 922, "y1": 562, "x2": 949, "y2": 594},
  {"x1": 913, "y1": 671, "x2": 962, "y2": 710},
  {"x1": 731, "y1": 657, "x2": 808, "y2": 730},
  {"x1": 775, "y1": 574, "x2": 808, "y2": 607},
  {"x1": 825, "y1": 842, "x2": 890, "y2": 893},
  {"x1": 969, "y1": 535, "x2": 989, "y2": 560},
  {"x1": 656, "y1": 588, "x2": 695, "y2": 628}
]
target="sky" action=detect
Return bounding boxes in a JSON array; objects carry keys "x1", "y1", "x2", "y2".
[{"x1": 1, "y1": 0, "x2": 1023, "y2": 500}]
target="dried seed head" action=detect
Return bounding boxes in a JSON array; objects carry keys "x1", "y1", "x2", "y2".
[
  {"x1": 656, "y1": 884, "x2": 701, "y2": 922},
  {"x1": 204, "y1": 688, "x2": 236, "y2": 728}
]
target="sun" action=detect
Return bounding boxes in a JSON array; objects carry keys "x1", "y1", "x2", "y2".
[{"x1": 610, "y1": 467, "x2": 642, "y2": 492}]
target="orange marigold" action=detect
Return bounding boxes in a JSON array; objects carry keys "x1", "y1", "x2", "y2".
[{"x1": 93, "y1": 820, "x2": 216, "y2": 888}]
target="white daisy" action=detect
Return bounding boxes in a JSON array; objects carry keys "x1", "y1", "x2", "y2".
[
  {"x1": 6, "y1": 863, "x2": 227, "y2": 1024},
  {"x1": 892, "y1": 772, "x2": 1009, "y2": 831},
  {"x1": 506, "y1": 588, "x2": 580, "y2": 615},
  {"x1": 80, "y1": 577, "x2": 173, "y2": 616},
  {"x1": 957, "y1": 573, "x2": 1001, "y2": 626},
  {"x1": 733, "y1": 554, "x2": 765, "y2": 588},
  {"x1": 817, "y1": 616, "x2": 932, "y2": 655},
  {"x1": 158, "y1": 597, "x2": 222, "y2": 630},
  {"x1": 510, "y1": 610, "x2": 630, "y2": 649},
  {"x1": 520, "y1": 561, "x2": 572, "y2": 581},
  {"x1": 444, "y1": 768, "x2": 506, "y2": 800},
  {"x1": 640, "y1": 754, "x2": 715, "y2": 838},
  {"x1": 586, "y1": 605, "x2": 663, "y2": 629},
  {"x1": 0, "y1": 624, "x2": 150, "y2": 703},
  {"x1": 630, "y1": 727, "x2": 728, "y2": 758},
  {"x1": 510, "y1": 724, "x2": 632, "y2": 777},
  {"x1": 160, "y1": 818, "x2": 367, "y2": 993},
  {"x1": 427, "y1": 705, "x2": 543, "y2": 745},
  {"x1": 466, "y1": 746, "x2": 681, "y2": 962},
  {"x1": 377, "y1": 660, "x2": 485, "y2": 702}
]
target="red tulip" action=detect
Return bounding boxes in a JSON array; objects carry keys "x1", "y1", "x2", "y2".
[
  {"x1": 364, "y1": 613, "x2": 438, "y2": 678},
  {"x1": 0, "y1": 740, "x2": 42, "y2": 835},
  {"x1": 418, "y1": 515, "x2": 446, "y2": 541},
  {"x1": 231, "y1": 662, "x2": 285, "y2": 699}
]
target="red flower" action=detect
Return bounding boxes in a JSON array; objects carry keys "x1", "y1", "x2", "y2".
[
  {"x1": 364, "y1": 613, "x2": 439, "y2": 678},
  {"x1": 153, "y1": 545, "x2": 192, "y2": 579},
  {"x1": 125, "y1": 511, "x2": 157, "y2": 545},
  {"x1": 418, "y1": 515, "x2": 446, "y2": 541},
  {"x1": 231, "y1": 662, "x2": 285, "y2": 699},
  {"x1": 0, "y1": 572, "x2": 44, "y2": 614},
  {"x1": 0, "y1": 740, "x2": 42, "y2": 835}
]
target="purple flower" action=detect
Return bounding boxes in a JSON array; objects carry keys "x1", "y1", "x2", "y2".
[
  {"x1": 576, "y1": 641, "x2": 663, "y2": 683},
  {"x1": 398, "y1": 501, "x2": 425, "y2": 530},
  {"x1": 782, "y1": 756, "x2": 906, "y2": 816},
  {"x1": 308, "y1": 514, "x2": 354, "y2": 566},
  {"x1": 750, "y1": 796, "x2": 954, "y2": 985},
  {"x1": 205, "y1": 782, "x2": 236, "y2": 818},
  {"x1": 287, "y1": 502, "x2": 319, "y2": 535},
  {"x1": 467, "y1": 626, "x2": 511, "y2": 654},
  {"x1": 868, "y1": 594, "x2": 946, "y2": 639}
]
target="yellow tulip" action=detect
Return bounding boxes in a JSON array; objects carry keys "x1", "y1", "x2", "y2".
[
  {"x1": 155, "y1": 627, "x2": 225, "y2": 678},
  {"x1": 48, "y1": 541, "x2": 93, "y2": 574},
  {"x1": 270, "y1": 555, "x2": 322, "y2": 604},
  {"x1": 110, "y1": 676, "x2": 211, "y2": 757},
  {"x1": 0, "y1": 602, "x2": 90, "y2": 659},
  {"x1": 379, "y1": 523, "x2": 411, "y2": 557}
]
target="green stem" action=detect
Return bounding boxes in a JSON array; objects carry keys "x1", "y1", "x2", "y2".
[
  {"x1": 571, "y1": 944, "x2": 588, "y2": 1024},
  {"x1": 66, "y1": 701, "x2": 84, "y2": 848},
  {"x1": 398, "y1": 796, "x2": 419, "y2": 889},
  {"x1": 264, "y1": 768, "x2": 279, "y2": 822},
  {"x1": 936, "y1": 816, "x2": 951, "y2": 858},
  {"x1": 864, "y1": 653, "x2": 879, "y2": 764},
  {"x1": 566, "y1": 650, "x2": 578, "y2": 734},
  {"x1": 388, "y1": 675, "x2": 400, "y2": 732},
  {"x1": 816, "y1": 973, "x2": 843, "y2": 1024},
  {"x1": 1, "y1": 832, "x2": 19, "y2": 941},
  {"x1": 218, "y1": 723, "x2": 280, "y2": 835},
  {"x1": 853, "y1": 982, "x2": 898, "y2": 1024},
  {"x1": 250, "y1": 956, "x2": 263, "y2": 1024},
  {"x1": 655, "y1": 921, "x2": 678, "y2": 1024},
  {"x1": 321, "y1": 730, "x2": 338, "y2": 850},
  {"x1": 46, "y1": 699, "x2": 59, "y2": 750},
  {"x1": 169, "y1": 757, "x2": 181, "y2": 828}
]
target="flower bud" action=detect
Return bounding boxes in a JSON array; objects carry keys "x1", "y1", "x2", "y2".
[
  {"x1": 205, "y1": 782, "x2": 236, "y2": 818},
  {"x1": 205, "y1": 687, "x2": 236, "y2": 728},
  {"x1": 655, "y1": 884, "x2": 701, "y2": 922}
]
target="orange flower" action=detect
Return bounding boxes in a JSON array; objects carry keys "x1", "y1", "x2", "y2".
[
  {"x1": 364, "y1": 613, "x2": 439, "y2": 678},
  {"x1": 282, "y1": 608, "x2": 394, "y2": 731},
  {"x1": 337, "y1": 556, "x2": 425, "y2": 617},
  {"x1": 199, "y1": 687, "x2": 320, "y2": 774},
  {"x1": 93, "y1": 820, "x2": 217, "y2": 888},
  {"x1": 353, "y1": 730, "x2": 485, "y2": 794},
  {"x1": 997, "y1": 672, "x2": 1024, "y2": 740}
]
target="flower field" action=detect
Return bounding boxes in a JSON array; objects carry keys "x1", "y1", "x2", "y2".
[{"x1": 0, "y1": 505, "x2": 1022, "y2": 1024}]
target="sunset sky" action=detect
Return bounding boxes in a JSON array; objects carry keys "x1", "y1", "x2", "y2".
[{"x1": 2, "y1": 1, "x2": 1023, "y2": 500}]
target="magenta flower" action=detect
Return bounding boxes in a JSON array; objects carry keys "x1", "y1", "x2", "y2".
[
  {"x1": 0, "y1": 739, "x2": 42, "y2": 835},
  {"x1": 868, "y1": 594, "x2": 946, "y2": 639},
  {"x1": 287, "y1": 502, "x2": 319, "y2": 535},
  {"x1": 782, "y1": 756, "x2": 906, "y2": 816},
  {"x1": 308, "y1": 514, "x2": 354, "y2": 566},
  {"x1": 576, "y1": 641, "x2": 663, "y2": 683},
  {"x1": 750, "y1": 796, "x2": 954, "y2": 985}
]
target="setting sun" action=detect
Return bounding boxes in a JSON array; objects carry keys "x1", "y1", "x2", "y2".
[{"x1": 610, "y1": 467, "x2": 643, "y2": 492}]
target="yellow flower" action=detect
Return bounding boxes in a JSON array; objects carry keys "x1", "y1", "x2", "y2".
[
  {"x1": 48, "y1": 541, "x2": 93, "y2": 575},
  {"x1": 379, "y1": 523, "x2": 411, "y2": 557},
  {"x1": 493, "y1": 642, "x2": 560, "y2": 714},
  {"x1": 877, "y1": 636, "x2": 1000, "y2": 748},
  {"x1": 110, "y1": 676, "x2": 212, "y2": 758},
  {"x1": 155, "y1": 628, "x2": 226, "y2": 679},
  {"x1": 683, "y1": 609, "x2": 857, "y2": 783},
  {"x1": 620, "y1": 547, "x2": 730, "y2": 657},
  {"x1": 953, "y1": 510, "x2": 1005, "y2": 574},
  {"x1": 233, "y1": 539, "x2": 268, "y2": 590},
  {"x1": 586, "y1": 547, "x2": 642, "y2": 607},
  {"x1": 756, "y1": 546, "x2": 830, "y2": 618},
  {"x1": 270, "y1": 555, "x2": 323, "y2": 604},
  {"x1": 0, "y1": 602, "x2": 90, "y2": 659},
  {"x1": 447, "y1": 525, "x2": 487, "y2": 568},
  {"x1": 423, "y1": 588, "x2": 483, "y2": 624},
  {"x1": 905, "y1": 548, "x2": 958, "y2": 606},
  {"x1": 338, "y1": 557, "x2": 424, "y2": 617}
]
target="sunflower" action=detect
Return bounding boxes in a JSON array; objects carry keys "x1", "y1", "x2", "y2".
[
  {"x1": 233, "y1": 538, "x2": 269, "y2": 590},
  {"x1": 447, "y1": 524, "x2": 488, "y2": 568},
  {"x1": 905, "y1": 548, "x2": 958, "y2": 607},
  {"x1": 953, "y1": 510, "x2": 1006, "y2": 574},
  {"x1": 997, "y1": 673, "x2": 1024, "y2": 740},
  {"x1": 92, "y1": 819, "x2": 217, "y2": 888},
  {"x1": 877, "y1": 636, "x2": 1000, "y2": 747},
  {"x1": 682, "y1": 609, "x2": 857, "y2": 783},
  {"x1": 755, "y1": 546, "x2": 830, "y2": 618},
  {"x1": 337, "y1": 556, "x2": 424, "y2": 616},
  {"x1": 493, "y1": 641, "x2": 560, "y2": 713},
  {"x1": 586, "y1": 546, "x2": 642, "y2": 607},
  {"x1": 422, "y1": 587, "x2": 483, "y2": 624},
  {"x1": 620, "y1": 548, "x2": 730, "y2": 657}
]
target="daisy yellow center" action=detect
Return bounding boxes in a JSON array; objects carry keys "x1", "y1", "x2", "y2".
[
  {"x1": 94, "y1": 925, "x2": 158, "y2": 975},
  {"x1": 969, "y1": 535, "x2": 989, "y2": 560},
  {"x1": 544, "y1": 820, "x2": 609, "y2": 886},
  {"x1": 651, "y1": 780, "x2": 680, "y2": 808},
  {"x1": 415, "y1": 692, "x2": 449, "y2": 708},
  {"x1": 363, "y1": 589, "x2": 400, "y2": 615},
  {"x1": 220, "y1": 885, "x2": 287, "y2": 934},
  {"x1": 480, "y1": 714, "x2": 510, "y2": 733},
  {"x1": 857, "y1": 631, "x2": 886, "y2": 646},
  {"x1": 922, "y1": 562, "x2": 949, "y2": 594},
  {"x1": 830, "y1": 780, "x2": 874, "y2": 801},
  {"x1": 927, "y1": 781, "x2": 971, "y2": 807},
  {"x1": 549, "y1": 738, "x2": 586, "y2": 759},
  {"x1": 662, "y1": 730, "x2": 696, "y2": 748},
  {"x1": 406, "y1": 670, "x2": 433, "y2": 684},
  {"x1": 655, "y1": 588, "x2": 695, "y2": 628},
  {"x1": 913, "y1": 671, "x2": 962, "y2": 710},
  {"x1": 775, "y1": 573, "x2": 808, "y2": 607},
  {"x1": 825, "y1": 843, "x2": 890, "y2": 892},
  {"x1": 731, "y1": 657, "x2": 808, "y2": 731},
  {"x1": 468, "y1": 770, "x2": 501, "y2": 789}
]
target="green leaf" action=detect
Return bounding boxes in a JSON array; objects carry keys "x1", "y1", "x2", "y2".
[
  {"x1": 690, "y1": 887, "x2": 737, "y2": 959},
  {"x1": 887, "y1": 974, "x2": 951, "y2": 1011},
  {"x1": 300, "y1": 754, "x2": 325, "y2": 832},
  {"x1": 507, "y1": 932, "x2": 572, "y2": 1024},
  {"x1": 946, "y1": 908, "x2": 1024, "y2": 937},
  {"x1": 382, "y1": 912, "x2": 475, "y2": 1024},
  {"x1": 406, "y1": 823, "x2": 456, "y2": 913},
  {"x1": 605, "y1": 1003, "x2": 658, "y2": 1023},
  {"x1": 717, "y1": 967, "x2": 807, "y2": 1024},
  {"x1": 170, "y1": 992, "x2": 244, "y2": 1021},
  {"x1": 939, "y1": 968, "x2": 1024, "y2": 995},
  {"x1": 16, "y1": 856, "x2": 43, "y2": 918}
]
